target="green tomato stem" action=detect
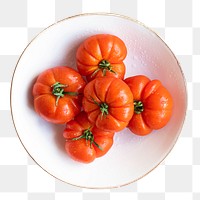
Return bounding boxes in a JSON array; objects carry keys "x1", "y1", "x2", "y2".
[
  {"x1": 91, "y1": 59, "x2": 116, "y2": 77},
  {"x1": 71, "y1": 128, "x2": 102, "y2": 150},
  {"x1": 100, "y1": 102, "x2": 109, "y2": 117},
  {"x1": 134, "y1": 100, "x2": 144, "y2": 114},
  {"x1": 90, "y1": 96, "x2": 109, "y2": 117},
  {"x1": 51, "y1": 82, "x2": 78, "y2": 106}
]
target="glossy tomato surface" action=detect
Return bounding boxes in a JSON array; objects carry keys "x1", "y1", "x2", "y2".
[
  {"x1": 82, "y1": 77, "x2": 134, "y2": 132},
  {"x1": 32, "y1": 66, "x2": 86, "y2": 124},
  {"x1": 76, "y1": 34, "x2": 127, "y2": 81},
  {"x1": 63, "y1": 111, "x2": 114, "y2": 163},
  {"x1": 125, "y1": 75, "x2": 173, "y2": 136}
]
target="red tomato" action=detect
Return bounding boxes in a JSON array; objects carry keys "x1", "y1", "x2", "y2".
[
  {"x1": 76, "y1": 34, "x2": 127, "y2": 81},
  {"x1": 63, "y1": 111, "x2": 114, "y2": 163},
  {"x1": 32, "y1": 66, "x2": 86, "y2": 124},
  {"x1": 82, "y1": 77, "x2": 134, "y2": 132},
  {"x1": 125, "y1": 75, "x2": 173, "y2": 136}
]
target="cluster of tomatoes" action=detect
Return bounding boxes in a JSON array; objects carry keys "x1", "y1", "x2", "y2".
[{"x1": 32, "y1": 34, "x2": 173, "y2": 163}]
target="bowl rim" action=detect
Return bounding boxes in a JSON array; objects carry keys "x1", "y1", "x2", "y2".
[{"x1": 10, "y1": 12, "x2": 188, "y2": 189}]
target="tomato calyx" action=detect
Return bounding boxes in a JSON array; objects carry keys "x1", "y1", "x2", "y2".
[
  {"x1": 91, "y1": 60, "x2": 116, "y2": 77},
  {"x1": 91, "y1": 96, "x2": 109, "y2": 117},
  {"x1": 100, "y1": 102, "x2": 109, "y2": 116},
  {"x1": 134, "y1": 100, "x2": 144, "y2": 114},
  {"x1": 51, "y1": 82, "x2": 79, "y2": 106},
  {"x1": 71, "y1": 128, "x2": 103, "y2": 150}
]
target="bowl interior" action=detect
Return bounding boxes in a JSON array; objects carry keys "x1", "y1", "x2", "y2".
[{"x1": 11, "y1": 14, "x2": 187, "y2": 188}]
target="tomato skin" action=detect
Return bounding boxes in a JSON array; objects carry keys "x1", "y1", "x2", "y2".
[
  {"x1": 63, "y1": 111, "x2": 114, "y2": 163},
  {"x1": 32, "y1": 66, "x2": 86, "y2": 124},
  {"x1": 76, "y1": 34, "x2": 127, "y2": 81},
  {"x1": 65, "y1": 139, "x2": 96, "y2": 164},
  {"x1": 125, "y1": 75, "x2": 173, "y2": 136},
  {"x1": 82, "y1": 77, "x2": 134, "y2": 132}
]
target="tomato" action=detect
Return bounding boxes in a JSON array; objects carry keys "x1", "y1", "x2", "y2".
[
  {"x1": 32, "y1": 66, "x2": 86, "y2": 124},
  {"x1": 82, "y1": 77, "x2": 134, "y2": 132},
  {"x1": 63, "y1": 111, "x2": 114, "y2": 163},
  {"x1": 125, "y1": 75, "x2": 173, "y2": 136},
  {"x1": 76, "y1": 34, "x2": 127, "y2": 81}
]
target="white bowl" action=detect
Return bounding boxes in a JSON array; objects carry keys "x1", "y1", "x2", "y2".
[{"x1": 11, "y1": 13, "x2": 187, "y2": 188}]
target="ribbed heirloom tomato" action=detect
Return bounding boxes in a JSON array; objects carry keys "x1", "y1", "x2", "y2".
[
  {"x1": 76, "y1": 34, "x2": 127, "y2": 81},
  {"x1": 63, "y1": 111, "x2": 114, "y2": 163},
  {"x1": 82, "y1": 77, "x2": 134, "y2": 132},
  {"x1": 32, "y1": 66, "x2": 86, "y2": 124},
  {"x1": 125, "y1": 75, "x2": 173, "y2": 136}
]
